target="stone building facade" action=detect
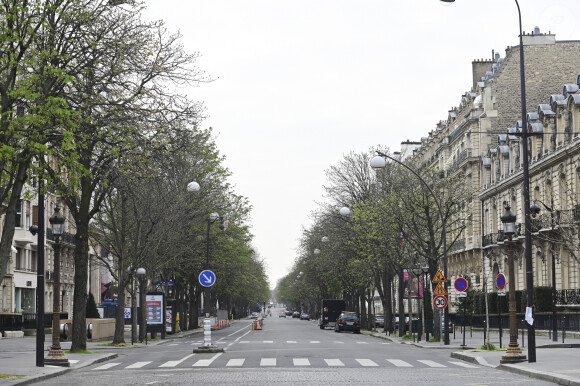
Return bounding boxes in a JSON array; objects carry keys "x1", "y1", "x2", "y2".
[{"x1": 407, "y1": 28, "x2": 580, "y2": 312}]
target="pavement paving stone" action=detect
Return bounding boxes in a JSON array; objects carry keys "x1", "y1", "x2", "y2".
[{"x1": 371, "y1": 328, "x2": 580, "y2": 386}]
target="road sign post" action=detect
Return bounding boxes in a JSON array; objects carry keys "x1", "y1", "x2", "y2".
[
  {"x1": 432, "y1": 270, "x2": 447, "y2": 346},
  {"x1": 454, "y1": 277, "x2": 469, "y2": 348}
]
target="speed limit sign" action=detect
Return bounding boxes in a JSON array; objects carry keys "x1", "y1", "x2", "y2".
[{"x1": 433, "y1": 295, "x2": 447, "y2": 310}]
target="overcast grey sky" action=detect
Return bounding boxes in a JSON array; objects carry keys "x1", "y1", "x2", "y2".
[{"x1": 142, "y1": 0, "x2": 580, "y2": 289}]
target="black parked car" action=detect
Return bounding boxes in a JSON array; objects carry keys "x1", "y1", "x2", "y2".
[
  {"x1": 292, "y1": 311, "x2": 300, "y2": 318},
  {"x1": 334, "y1": 312, "x2": 360, "y2": 334}
]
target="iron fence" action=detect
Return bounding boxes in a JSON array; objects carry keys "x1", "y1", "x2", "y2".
[
  {"x1": 0, "y1": 312, "x2": 67, "y2": 333},
  {"x1": 458, "y1": 313, "x2": 580, "y2": 331}
]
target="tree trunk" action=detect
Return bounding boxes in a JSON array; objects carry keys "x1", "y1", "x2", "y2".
[
  {"x1": 112, "y1": 270, "x2": 126, "y2": 344},
  {"x1": 398, "y1": 270, "x2": 404, "y2": 337},
  {"x1": 0, "y1": 160, "x2": 28, "y2": 282},
  {"x1": 70, "y1": 181, "x2": 92, "y2": 352},
  {"x1": 70, "y1": 221, "x2": 89, "y2": 352}
]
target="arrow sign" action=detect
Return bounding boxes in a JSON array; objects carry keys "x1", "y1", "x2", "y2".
[
  {"x1": 496, "y1": 273, "x2": 506, "y2": 290},
  {"x1": 199, "y1": 270, "x2": 216, "y2": 287},
  {"x1": 454, "y1": 277, "x2": 468, "y2": 292}
]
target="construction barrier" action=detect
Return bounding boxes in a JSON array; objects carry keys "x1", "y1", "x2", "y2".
[{"x1": 211, "y1": 319, "x2": 230, "y2": 330}]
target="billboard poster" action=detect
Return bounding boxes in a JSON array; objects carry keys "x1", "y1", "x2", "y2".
[{"x1": 145, "y1": 294, "x2": 164, "y2": 325}]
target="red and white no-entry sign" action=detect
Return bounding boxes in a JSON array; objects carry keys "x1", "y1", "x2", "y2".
[{"x1": 433, "y1": 295, "x2": 447, "y2": 310}]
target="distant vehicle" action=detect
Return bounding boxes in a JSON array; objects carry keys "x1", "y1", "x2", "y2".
[
  {"x1": 300, "y1": 313, "x2": 310, "y2": 320},
  {"x1": 292, "y1": 311, "x2": 300, "y2": 318},
  {"x1": 374, "y1": 314, "x2": 385, "y2": 328},
  {"x1": 334, "y1": 311, "x2": 360, "y2": 334},
  {"x1": 319, "y1": 299, "x2": 346, "y2": 330},
  {"x1": 250, "y1": 312, "x2": 259, "y2": 319},
  {"x1": 285, "y1": 310, "x2": 293, "y2": 316},
  {"x1": 279, "y1": 312, "x2": 286, "y2": 318}
]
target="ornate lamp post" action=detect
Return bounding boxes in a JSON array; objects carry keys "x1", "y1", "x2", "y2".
[
  {"x1": 45, "y1": 206, "x2": 69, "y2": 367},
  {"x1": 136, "y1": 267, "x2": 147, "y2": 342},
  {"x1": 500, "y1": 206, "x2": 526, "y2": 364},
  {"x1": 440, "y1": 0, "x2": 535, "y2": 363}
]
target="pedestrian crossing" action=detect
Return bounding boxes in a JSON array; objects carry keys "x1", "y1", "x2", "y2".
[
  {"x1": 191, "y1": 340, "x2": 388, "y2": 345},
  {"x1": 91, "y1": 356, "x2": 480, "y2": 370}
]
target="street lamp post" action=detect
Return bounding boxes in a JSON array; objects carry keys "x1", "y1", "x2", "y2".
[
  {"x1": 500, "y1": 206, "x2": 526, "y2": 364},
  {"x1": 204, "y1": 212, "x2": 224, "y2": 317},
  {"x1": 530, "y1": 199, "x2": 558, "y2": 342},
  {"x1": 441, "y1": 0, "x2": 535, "y2": 363},
  {"x1": 136, "y1": 267, "x2": 146, "y2": 343},
  {"x1": 194, "y1": 212, "x2": 226, "y2": 353},
  {"x1": 45, "y1": 206, "x2": 69, "y2": 367},
  {"x1": 371, "y1": 151, "x2": 449, "y2": 345},
  {"x1": 29, "y1": 174, "x2": 45, "y2": 367}
]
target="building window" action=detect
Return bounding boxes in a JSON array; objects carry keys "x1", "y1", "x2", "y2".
[{"x1": 15, "y1": 199, "x2": 22, "y2": 227}]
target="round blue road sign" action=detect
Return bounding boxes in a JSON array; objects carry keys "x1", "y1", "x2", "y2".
[
  {"x1": 199, "y1": 270, "x2": 216, "y2": 287},
  {"x1": 454, "y1": 277, "x2": 468, "y2": 292},
  {"x1": 496, "y1": 273, "x2": 506, "y2": 290}
]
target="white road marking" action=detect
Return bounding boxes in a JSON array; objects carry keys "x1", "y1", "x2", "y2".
[
  {"x1": 263, "y1": 340, "x2": 274, "y2": 343},
  {"x1": 192, "y1": 353, "x2": 222, "y2": 367},
  {"x1": 159, "y1": 353, "x2": 194, "y2": 367},
  {"x1": 293, "y1": 358, "x2": 310, "y2": 366},
  {"x1": 125, "y1": 361, "x2": 151, "y2": 369},
  {"x1": 356, "y1": 359, "x2": 379, "y2": 367},
  {"x1": 333, "y1": 341, "x2": 344, "y2": 344},
  {"x1": 324, "y1": 359, "x2": 345, "y2": 367},
  {"x1": 449, "y1": 361, "x2": 479, "y2": 368},
  {"x1": 309, "y1": 340, "x2": 320, "y2": 344},
  {"x1": 287, "y1": 340, "x2": 297, "y2": 344},
  {"x1": 356, "y1": 341, "x2": 369, "y2": 344},
  {"x1": 260, "y1": 358, "x2": 276, "y2": 366},
  {"x1": 418, "y1": 360, "x2": 446, "y2": 368},
  {"x1": 233, "y1": 330, "x2": 252, "y2": 343},
  {"x1": 226, "y1": 358, "x2": 245, "y2": 367},
  {"x1": 239, "y1": 341, "x2": 250, "y2": 343},
  {"x1": 93, "y1": 362, "x2": 121, "y2": 370},
  {"x1": 227, "y1": 325, "x2": 251, "y2": 337},
  {"x1": 387, "y1": 359, "x2": 413, "y2": 367}
]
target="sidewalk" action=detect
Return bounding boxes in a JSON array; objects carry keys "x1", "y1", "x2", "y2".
[
  {"x1": 0, "y1": 326, "x2": 203, "y2": 385},
  {"x1": 371, "y1": 327, "x2": 580, "y2": 386}
]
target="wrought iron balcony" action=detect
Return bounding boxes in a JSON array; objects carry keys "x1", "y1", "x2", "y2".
[{"x1": 556, "y1": 289, "x2": 580, "y2": 305}]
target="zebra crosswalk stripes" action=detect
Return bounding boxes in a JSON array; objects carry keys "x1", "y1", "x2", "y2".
[
  {"x1": 260, "y1": 358, "x2": 276, "y2": 366},
  {"x1": 324, "y1": 359, "x2": 345, "y2": 367},
  {"x1": 193, "y1": 353, "x2": 222, "y2": 367},
  {"x1": 91, "y1": 357, "x2": 481, "y2": 370},
  {"x1": 226, "y1": 358, "x2": 245, "y2": 367},
  {"x1": 93, "y1": 362, "x2": 121, "y2": 370},
  {"x1": 293, "y1": 358, "x2": 311, "y2": 366},
  {"x1": 449, "y1": 361, "x2": 479, "y2": 368},
  {"x1": 125, "y1": 361, "x2": 152, "y2": 369},
  {"x1": 159, "y1": 353, "x2": 195, "y2": 368},
  {"x1": 386, "y1": 359, "x2": 412, "y2": 367},
  {"x1": 417, "y1": 360, "x2": 446, "y2": 368},
  {"x1": 355, "y1": 359, "x2": 379, "y2": 367}
]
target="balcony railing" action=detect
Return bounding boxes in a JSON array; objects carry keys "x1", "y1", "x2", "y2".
[
  {"x1": 46, "y1": 229, "x2": 76, "y2": 245},
  {"x1": 449, "y1": 238, "x2": 466, "y2": 253},
  {"x1": 556, "y1": 289, "x2": 580, "y2": 305}
]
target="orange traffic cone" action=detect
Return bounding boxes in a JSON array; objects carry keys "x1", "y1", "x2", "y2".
[{"x1": 255, "y1": 320, "x2": 262, "y2": 330}]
